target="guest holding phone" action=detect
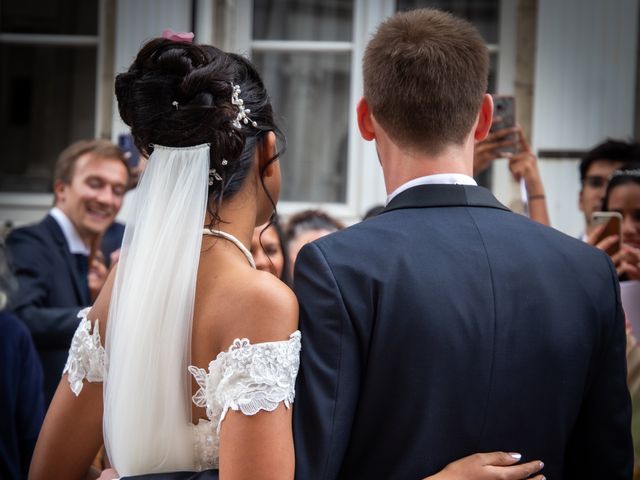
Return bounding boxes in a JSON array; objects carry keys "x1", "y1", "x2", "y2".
[
  {"x1": 588, "y1": 163, "x2": 640, "y2": 280},
  {"x1": 474, "y1": 122, "x2": 550, "y2": 226}
]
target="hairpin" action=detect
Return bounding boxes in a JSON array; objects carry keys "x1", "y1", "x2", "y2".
[
  {"x1": 209, "y1": 168, "x2": 222, "y2": 186},
  {"x1": 172, "y1": 100, "x2": 179, "y2": 110},
  {"x1": 231, "y1": 84, "x2": 258, "y2": 129}
]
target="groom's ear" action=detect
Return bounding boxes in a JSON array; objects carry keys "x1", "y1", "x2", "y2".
[
  {"x1": 474, "y1": 93, "x2": 494, "y2": 141},
  {"x1": 357, "y1": 97, "x2": 376, "y2": 142}
]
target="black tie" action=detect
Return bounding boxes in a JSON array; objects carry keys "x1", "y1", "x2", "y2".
[{"x1": 74, "y1": 253, "x2": 90, "y2": 301}]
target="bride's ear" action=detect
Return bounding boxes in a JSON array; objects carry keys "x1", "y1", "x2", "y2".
[{"x1": 258, "y1": 132, "x2": 278, "y2": 178}]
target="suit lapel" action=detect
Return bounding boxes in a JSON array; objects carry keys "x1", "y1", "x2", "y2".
[
  {"x1": 383, "y1": 184, "x2": 510, "y2": 214},
  {"x1": 43, "y1": 215, "x2": 90, "y2": 305}
]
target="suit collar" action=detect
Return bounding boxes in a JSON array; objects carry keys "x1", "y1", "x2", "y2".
[
  {"x1": 49, "y1": 207, "x2": 90, "y2": 255},
  {"x1": 383, "y1": 184, "x2": 510, "y2": 214}
]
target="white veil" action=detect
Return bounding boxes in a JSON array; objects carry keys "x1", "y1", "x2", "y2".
[{"x1": 103, "y1": 143, "x2": 210, "y2": 475}]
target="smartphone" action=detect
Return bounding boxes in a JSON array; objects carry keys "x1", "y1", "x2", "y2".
[
  {"x1": 591, "y1": 211, "x2": 622, "y2": 256},
  {"x1": 118, "y1": 133, "x2": 140, "y2": 169},
  {"x1": 490, "y1": 95, "x2": 517, "y2": 155}
]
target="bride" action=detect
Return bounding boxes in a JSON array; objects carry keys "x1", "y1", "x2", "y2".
[{"x1": 28, "y1": 36, "x2": 544, "y2": 480}]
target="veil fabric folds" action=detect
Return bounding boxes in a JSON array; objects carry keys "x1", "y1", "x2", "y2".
[{"x1": 103, "y1": 144, "x2": 210, "y2": 475}]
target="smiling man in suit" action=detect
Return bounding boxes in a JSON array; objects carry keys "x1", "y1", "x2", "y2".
[{"x1": 6, "y1": 139, "x2": 129, "y2": 406}]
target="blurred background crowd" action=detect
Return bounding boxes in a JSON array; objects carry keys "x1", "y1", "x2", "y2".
[{"x1": 1, "y1": 0, "x2": 640, "y2": 479}]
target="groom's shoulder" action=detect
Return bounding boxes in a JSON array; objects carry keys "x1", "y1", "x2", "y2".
[{"x1": 304, "y1": 213, "x2": 399, "y2": 262}]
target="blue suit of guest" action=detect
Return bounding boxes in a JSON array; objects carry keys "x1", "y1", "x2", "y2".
[
  {"x1": 0, "y1": 310, "x2": 44, "y2": 480},
  {"x1": 6, "y1": 213, "x2": 93, "y2": 406},
  {"x1": 7, "y1": 213, "x2": 127, "y2": 407}
]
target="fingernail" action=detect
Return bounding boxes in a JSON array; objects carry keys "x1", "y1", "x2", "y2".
[
  {"x1": 539, "y1": 461, "x2": 545, "y2": 468},
  {"x1": 509, "y1": 452, "x2": 522, "y2": 460}
]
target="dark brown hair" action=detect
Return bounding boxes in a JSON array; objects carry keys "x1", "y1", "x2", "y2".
[
  {"x1": 363, "y1": 8, "x2": 489, "y2": 154},
  {"x1": 54, "y1": 139, "x2": 129, "y2": 186},
  {"x1": 115, "y1": 39, "x2": 283, "y2": 225}
]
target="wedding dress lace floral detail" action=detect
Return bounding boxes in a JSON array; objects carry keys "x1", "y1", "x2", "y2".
[{"x1": 63, "y1": 308, "x2": 301, "y2": 470}]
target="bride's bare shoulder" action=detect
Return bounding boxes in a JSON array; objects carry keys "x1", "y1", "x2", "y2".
[{"x1": 198, "y1": 269, "x2": 298, "y2": 350}]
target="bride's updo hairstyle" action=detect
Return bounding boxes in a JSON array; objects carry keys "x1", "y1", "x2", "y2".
[{"x1": 115, "y1": 38, "x2": 282, "y2": 219}]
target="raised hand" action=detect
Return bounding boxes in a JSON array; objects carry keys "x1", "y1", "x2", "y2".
[
  {"x1": 473, "y1": 124, "x2": 519, "y2": 176},
  {"x1": 88, "y1": 251, "x2": 109, "y2": 302}
]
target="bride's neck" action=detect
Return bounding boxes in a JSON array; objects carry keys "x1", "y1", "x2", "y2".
[{"x1": 204, "y1": 189, "x2": 258, "y2": 251}]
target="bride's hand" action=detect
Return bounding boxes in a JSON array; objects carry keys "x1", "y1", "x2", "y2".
[
  {"x1": 425, "y1": 452, "x2": 545, "y2": 480},
  {"x1": 97, "y1": 468, "x2": 119, "y2": 480}
]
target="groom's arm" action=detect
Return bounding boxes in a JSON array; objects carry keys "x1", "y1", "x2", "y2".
[{"x1": 293, "y1": 242, "x2": 361, "y2": 480}]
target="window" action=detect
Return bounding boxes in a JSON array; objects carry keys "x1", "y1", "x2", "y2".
[
  {"x1": 251, "y1": 0, "x2": 355, "y2": 204},
  {"x1": 0, "y1": 0, "x2": 100, "y2": 193}
]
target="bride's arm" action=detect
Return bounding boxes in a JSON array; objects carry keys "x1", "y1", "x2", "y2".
[
  {"x1": 216, "y1": 274, "x2": 299, "y2": 480},
  {"x1": 29, "y1": 268, "x2": 116, "y2": 480},
  {"x1": 29, "y1": 378, "x2": 103, "y2": 480}
]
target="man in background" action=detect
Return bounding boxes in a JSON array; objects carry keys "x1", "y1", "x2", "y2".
[{"x1": 6, "y1": 139, "x2": 129, "y2": 406}]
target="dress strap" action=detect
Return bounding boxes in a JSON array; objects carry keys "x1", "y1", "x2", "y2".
[{"x1": 203, "y1": 229, "x2": 256, "y2": 269}]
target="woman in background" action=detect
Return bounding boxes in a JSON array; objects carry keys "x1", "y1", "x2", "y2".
[{"x1": 251, "y1": 216, "x2": 291, "y2": 285}]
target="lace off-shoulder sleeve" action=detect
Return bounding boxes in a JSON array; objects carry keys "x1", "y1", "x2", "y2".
[
  {"x1": 189, "y1": 331, "x2": 301, "y2": 432},
  {"x1": 63, "y1": 307, "x2": 105, "y2": 396}
]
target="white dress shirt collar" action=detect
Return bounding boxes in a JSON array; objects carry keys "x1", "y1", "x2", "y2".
[
  {"x1": 49, "y1": 207, "x2": 90, "y2": 256},
  {"x1": 386, "y1": 173, "x2": 477, "y2": 204}
]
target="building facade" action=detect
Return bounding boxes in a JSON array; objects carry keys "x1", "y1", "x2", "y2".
[{"x1": 1, "y1": 0, "x2": 638, "y2": 236}]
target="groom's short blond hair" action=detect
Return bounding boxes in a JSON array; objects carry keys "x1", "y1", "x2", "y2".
[{"x1": 363, "y1": 8, "x2": 489, "y2": 155}]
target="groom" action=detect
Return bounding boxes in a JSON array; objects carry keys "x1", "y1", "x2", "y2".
[
  {"x1": 124, "y1": 7, "x2": 632, "y2": 480},
  {"x1": 291, "y1": 8, "x2": 632, "y2": 479}
]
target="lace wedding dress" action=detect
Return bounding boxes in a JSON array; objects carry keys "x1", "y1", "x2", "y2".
[{"x1": 62, "y1": 230, "x2": 301, "y2": 471}]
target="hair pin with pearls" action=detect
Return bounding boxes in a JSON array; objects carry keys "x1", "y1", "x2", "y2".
[
  {"x1": 208, "y1": 159, "x2": 229, "y2": 186},
  {"x1": 231, "y1": 84, "x2": 257, "y2": 129}
]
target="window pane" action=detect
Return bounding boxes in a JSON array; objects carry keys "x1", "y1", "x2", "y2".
[
  {"x1": 396, "y1": 0, "x2": 499, "y2": 44},
  {"x1": 0, "y1": 45, "x2": 96, "y2": 192},
  {"x1": 253, "y1": 51, "x2": 351, "y2": 203},
  {"x1": 0, "y1": 0, "x2": 98, "y2": 35},
  {"x1": 253, "y1": 0, "x2": 354, "y2": 42}
]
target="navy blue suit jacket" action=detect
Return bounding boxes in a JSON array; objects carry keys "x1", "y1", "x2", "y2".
[
  {"x1": 120, "y1": 184, "x2": 632, "y2": 480},
  {"x1": 0, "y1": 311, "x2": 44, "y2": 480},
  {"x1": 6, "y1": 215, "x2": 91, "y2": 405},
  {"x1": 292, "y1": 184, "x2": 632, "y2": 479}
]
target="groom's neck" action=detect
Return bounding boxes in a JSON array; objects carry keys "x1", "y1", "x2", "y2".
[{"x1": 377, "y1": 134, "x2": 475, "y2": 196}]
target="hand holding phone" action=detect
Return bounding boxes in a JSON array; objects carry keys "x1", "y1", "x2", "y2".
[
  {"x1": 489, "y1": 95, "x2": 517, "y2": 155},
  {"x1": 590, "y1": 211, "x2": 622, "y2": 256}
]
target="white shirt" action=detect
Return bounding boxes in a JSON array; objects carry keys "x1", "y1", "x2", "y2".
[
  {"x1": 49, "y1": 207, "x2": 90, "y2": 256},
  {"x1": 386, "y1": 173, "x2": 477, "y2": 205}
]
